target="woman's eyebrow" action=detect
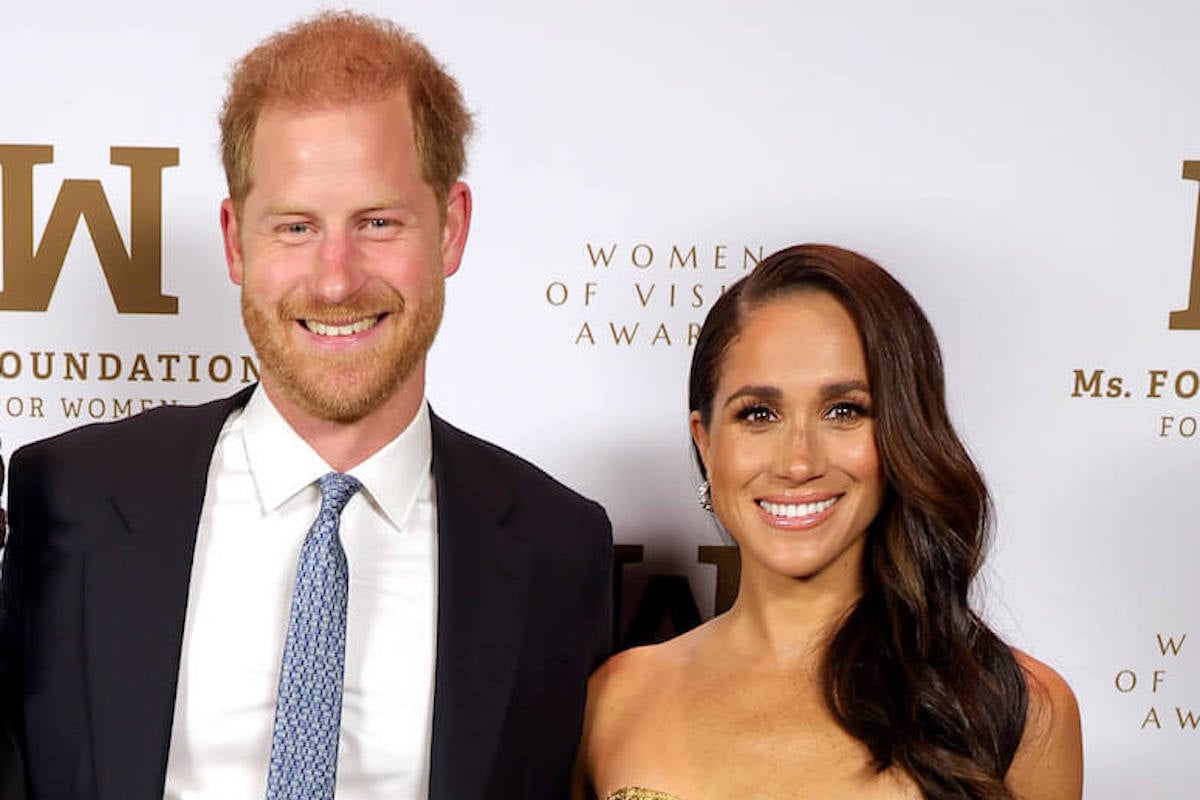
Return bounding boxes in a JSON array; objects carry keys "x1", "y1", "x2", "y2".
[
  {"x1": 820, "y1": 380, "x2": 871, "y2": 401},
  {"x1": 723, "y1": 384, "x2": 781, "y2": 408}
]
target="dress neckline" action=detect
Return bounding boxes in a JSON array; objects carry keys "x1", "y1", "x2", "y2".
[{"x1": 605, "y1": 787, "x2": 685, "y2": 800}]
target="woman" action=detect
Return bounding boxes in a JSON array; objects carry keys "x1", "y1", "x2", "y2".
[{"x1": 574, "y1": 245, "x2": 1082, "y2": 799}]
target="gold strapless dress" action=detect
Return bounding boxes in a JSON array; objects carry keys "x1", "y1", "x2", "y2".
[{"x1": 606, "y1": 789, "x2": 684, "y2": 800}]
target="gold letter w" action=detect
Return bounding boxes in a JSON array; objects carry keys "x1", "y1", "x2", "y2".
[{"x1": 0, "y1": 145, "x2": 179, "y2": 313}]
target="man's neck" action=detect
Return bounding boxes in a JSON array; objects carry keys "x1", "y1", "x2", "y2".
[{"x1": 261, "y1": 371, "x2": 427, "y2": 472}]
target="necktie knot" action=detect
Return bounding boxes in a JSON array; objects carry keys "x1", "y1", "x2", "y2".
[{"x1": 317, "y1": 472, "x2": 361, "y2": 516}]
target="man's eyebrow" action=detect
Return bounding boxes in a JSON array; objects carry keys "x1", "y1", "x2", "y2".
[
  {"x1": 263, "y1": 199, "x2": 411, "y2": 216},
  {"x1": 264, "y1": 202, "x2": 308, "y2": 216}
]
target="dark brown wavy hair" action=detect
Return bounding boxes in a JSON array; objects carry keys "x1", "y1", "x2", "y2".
[{"x1": 688, "y1": 244, "x2": 1027, "y2": 799}]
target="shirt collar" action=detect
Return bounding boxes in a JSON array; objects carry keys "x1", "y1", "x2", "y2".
[{"x1": 240, "y1": 385, "x2": 433, "y2": 533}]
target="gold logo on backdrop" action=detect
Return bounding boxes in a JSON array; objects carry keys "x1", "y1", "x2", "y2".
[
  {"x1": 0, "y1": 349, "x2": 259, "y2": 422},
  {"x1": 1169, "y1": 161, "x2": 1200, "y2": 329},
  {"x1": 0, "y1": 145, "x2": 179, "y2": 313},
  {"x1": 1070, "y1": 162, "x2": 1200, "y2": 436},
  {"x1": 1112, "y1": 633, "x2": 1198, "y2": 731},
  {"x1": 613, "y1": 544, "x2": 739, "y2": 650},
  {"x1": 545, "y1": 241, "x2": 765, "y2": 348}
]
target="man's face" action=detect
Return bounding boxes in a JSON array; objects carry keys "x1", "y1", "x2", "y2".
[{"x1": 221, "y1": 92, "x2": 470, "y2": 424}]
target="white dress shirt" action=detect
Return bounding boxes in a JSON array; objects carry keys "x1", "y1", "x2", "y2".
[{"x1": 163, "y1": 386, "x2": 438, "y2": 799}]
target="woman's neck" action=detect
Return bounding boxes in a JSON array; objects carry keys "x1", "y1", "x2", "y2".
[{"x1": 719, "y1": 558, "x2": 864, "y2": 669}]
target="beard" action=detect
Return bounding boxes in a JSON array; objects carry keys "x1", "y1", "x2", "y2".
[{"x1": 242, "y1": 277, "x2": 444, "y2": 424}]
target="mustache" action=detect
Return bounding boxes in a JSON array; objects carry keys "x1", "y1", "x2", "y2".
[{"x1": 274, "y1": 287, "x2": 405, "y2": 323}]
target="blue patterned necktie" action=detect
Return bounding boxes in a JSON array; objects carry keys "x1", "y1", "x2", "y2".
[{"x1": 266, "y1": 472, "x2": 362, "y2": 800}]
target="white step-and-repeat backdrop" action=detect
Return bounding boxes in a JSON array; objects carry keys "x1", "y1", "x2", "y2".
[{"x1": 2, "y1": 2, "x2": 1196, "y2": 795}]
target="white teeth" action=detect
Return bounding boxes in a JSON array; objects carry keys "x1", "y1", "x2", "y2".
[
  {"x1": 758, "y1": 497, "x2": 838, "y2": 518},
  {"x1": 304, "y1": 317, "x2": 378, "y2": 336}
]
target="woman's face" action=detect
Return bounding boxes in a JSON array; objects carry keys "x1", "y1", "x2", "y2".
[{"x1": 691, "y1": 291, "x2": 885, "y2": 587}]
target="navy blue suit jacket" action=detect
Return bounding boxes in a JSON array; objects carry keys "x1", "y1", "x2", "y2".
[{"x1": 0, "y1": 386, "x2": 612, "y2": 799}]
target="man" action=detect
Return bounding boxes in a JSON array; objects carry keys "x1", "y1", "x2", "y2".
[
  {"x1": 0, "y1": 12, "x2": 612, "y2": 800},
  {"x1": 0, "y1": 451, "x2": 21, "y2": 800}
]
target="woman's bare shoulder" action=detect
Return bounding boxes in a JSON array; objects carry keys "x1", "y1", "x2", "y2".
[
  {"x1": 1007, "y1": 649, "x2": 1083, "y2": 800},
  {"x1": 585, "y1": 622, "x2": 719, "y2": 750},
  {"x1": 589, "y1": 625, "x2": 706, "y2": 713},
  {"x1": 576, "y1": 626, "x2": 712, "y2": 799}
]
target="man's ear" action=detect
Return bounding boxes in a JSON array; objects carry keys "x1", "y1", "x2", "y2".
[
  {"x1": 439, "y1": 181, "x2": 472, "y2": 278},
  {"x1": 220, "y1": 198, "x2": 244, "y2": 285}
]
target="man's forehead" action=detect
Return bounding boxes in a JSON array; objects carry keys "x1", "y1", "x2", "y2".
[
  {"x1": 249, "y1": 92, "x2": 417, "y2": 148},
  {"x1": 255, "y1": 86, "x2": 411, "y2": 119}
]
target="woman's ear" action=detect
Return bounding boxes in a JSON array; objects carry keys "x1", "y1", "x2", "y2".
[{"x1": 689, "y1": 410, "x2": 711, "y2": 476}]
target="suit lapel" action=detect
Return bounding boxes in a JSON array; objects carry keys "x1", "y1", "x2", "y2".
[
  {"x1": 427, "y1": 414, "x2": 532, "y2": 800},
  {"x1": 84, "y1": 387, "x2": 254, "y2": 800}
]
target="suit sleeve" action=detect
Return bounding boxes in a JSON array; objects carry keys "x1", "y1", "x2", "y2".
[
  {"x1": 585, "y1": 502, "x2": 614, "y2": 672},
  {"x1": 0, "y1": 446, "x2": 32, "y2": 798}
]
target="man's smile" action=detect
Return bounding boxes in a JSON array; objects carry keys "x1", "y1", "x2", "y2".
[{"x1": 301, "y1": 315, "x2": 385, "y2": 336}]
